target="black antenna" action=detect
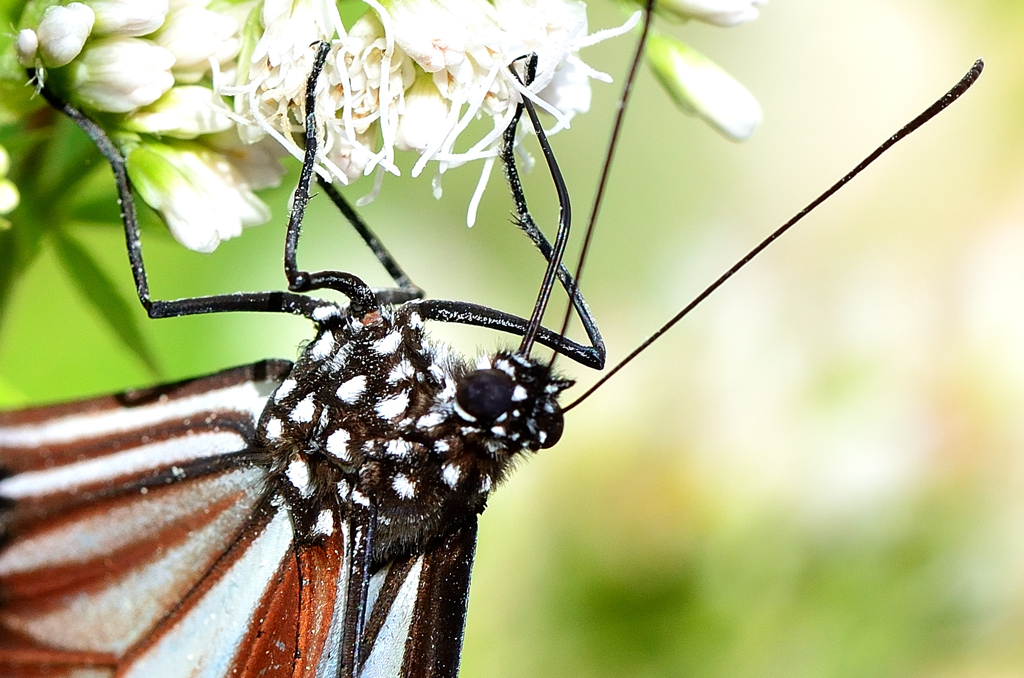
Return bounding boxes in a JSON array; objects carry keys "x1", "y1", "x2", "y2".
[{"x1": 565, "y1": 58, "x2": 985, "y2": 411}]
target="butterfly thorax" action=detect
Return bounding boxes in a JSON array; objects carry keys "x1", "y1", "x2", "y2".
[{"x1": 256, "y1": 303, "x2": 572, "y2": 561}]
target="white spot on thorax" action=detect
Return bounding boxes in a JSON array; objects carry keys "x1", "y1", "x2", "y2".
[
  {"x1": 385, "y1": 439, "x2": 412, "y2": 458},
  {"x1": 376, "y1": 392, "x2": 409, "y2": 420},
  {"x1": 479, "y1": 475, "x2": 492, "y2": 493},
  {"x1": 337, "y1": 376, "x2": 367, "y2": 403},
  {"x1": 442, "y1": 463, "x2": 461, "y2": 488},
  {"x1": 387, "y1": 360, "x2": 415, "y2": 384},
  {"x1": 417, "y1": 411, "x2": 444, "y2": 429},
  {"x1": 434, "y1": 440, "x2": 450, "y2": 453},
  {"x1": 352, "y1": 489, "x2": 370, "y2": 507},
  {"x1": 330, "y1": 345, "x2": 350, "y2": 371},
  {"x1": 265, "y1": 417, "x2": 283, "y2": 439},
  {"x1": 373, "y1": 332, "x2": 402, "y2": 355},
  {"x1": 310, "y1": 331, "x2": 335, "y2": 360},
  {"x1": 512, "y1": 385, "x2": 528, "y2": 402},
  {"x1": 290, "y1": 395, "x2": 316, "y2": 423},
  {"x1": 287, "y1": 459, "x2": 312, "y2": 497},
  {"x1": 475, "y1": 356, "x2": 491, "y2": 370},
  {"x1": 326, "y1": 429, "x2": 351, "y2": 461},
  {"x1": 274, "y1": 379, "x2": 297, "y2": 402},
  {"x1": 392, "y1": 474, "x2": 416, "y2": 499}
]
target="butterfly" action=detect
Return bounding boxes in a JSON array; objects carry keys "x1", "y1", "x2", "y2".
[{"x1": 0, "y1": 7, "x2": 983, "y2": 678}]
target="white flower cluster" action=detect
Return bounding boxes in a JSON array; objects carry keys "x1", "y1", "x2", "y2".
[
  {"x1": 6, "y1": 0, "x2": 767, "y2": 250},
  {"x1": 228, "y1": 0, "x2": 636, "y2": 223},
  {"x1": 14, "y1": 0, "x2": 284, "y2": 252}
]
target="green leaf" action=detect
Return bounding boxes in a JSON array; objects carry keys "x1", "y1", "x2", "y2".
[
  {"x1": 0, "y1": 373, "x2": 26, "y2": 408},
  {"x1": 50, "y1": 230, "x2": 160, "y2": 376}
]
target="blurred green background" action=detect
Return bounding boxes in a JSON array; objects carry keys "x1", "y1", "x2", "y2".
[{"x1": 3, "y1": 1, "x2": 1024, "y2": 676}]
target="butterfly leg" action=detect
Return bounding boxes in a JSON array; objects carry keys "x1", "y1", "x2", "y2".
[
  {"x1": 285, "y1": 42, "x2": 422, "y2": 317},
  {"x1": 501, "y1": 55, "x2": 605, "y2": 362},
  {"x1": 35, "y1": 80, "x2": 353, "y2": 322}
]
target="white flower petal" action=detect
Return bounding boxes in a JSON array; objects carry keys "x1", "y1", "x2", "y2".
[
  {"x1": 87, "y1": 0, "x2": 168, "y2": 37},
  {"x1": 36, "y1": 3, "x2": 95, "y2": 68},
  {"x1": 657, "y1": 0, "x2": 766, "y2": 27},
  {"x1": 646, "y1": 33, "x2": 761, "y2": 141},
  {"x1": 72, "y1": 37, "x2": 175, "y2": 113}
]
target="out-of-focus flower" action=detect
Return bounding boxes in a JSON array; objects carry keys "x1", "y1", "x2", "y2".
[
  {"x1": 36, "y1": 3, "x2": 95, "y2": 68},
  {"x1": 655, "y1": 0, "x2": 766, "y2": 27},
  {"x1": 153, "y1": 6, "x2": 240, "y2": 83},
  {"x1": 125, "y1": 141, "x2": 270, "y2": 252},
  {"x1": 122, "y1": 86, "x2": 234, "y2": 139},
  {"x1": 646, "y1": 31, "x2": 761, "y2": 141},
  {"x1": 0, "y1": 146, "x2": 19, "y2": 218},
  {"x1": 4, "y1": 0, "x2": 284, "y2": 253},
  {"x1": 15, "y1": 29, "x2": 38, "y2": 68},
  {"x1": 86, "y1": 0, "x2": 168, "y2": 37},
  {"x1": 70, "y1": 37, "x2": 176, "y2": 112}
]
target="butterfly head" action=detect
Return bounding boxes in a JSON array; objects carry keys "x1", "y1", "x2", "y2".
[{"x1": 452, "y1": 352, "x2": 572, "y2": 455}]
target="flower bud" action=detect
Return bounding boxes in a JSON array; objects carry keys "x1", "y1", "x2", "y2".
[
  {"x1": 154, "y1": 6, "x2": 239, "y2": 83},
  {"x1": 646, "y1": 32, "x2": 761, "y2": 141},
  {"x1": 87, "y1": 0, "x2": 168, "y2": 37},
  {"x1": 0, "y1": 147, "x2": 17, "y2": 216},
  {"x1": 70, "y1": 37, "x2": 175, "y2": 113},
  {"x1": 122, "y1": 86, "x2": 234, "y2": 139},
  {"x1": 396, "y1": 73, "x2": 451, "y2": 153},
  {"x1": 36, "y1": 3, "x2": 95, "y2": 68},
  {"x1": 15, "y1": 29, "x2": 38, "y2": 68},
  {"x1": 0, "y1": 181, "x2": 19, "y2": 216},
  {"x1": 125, "y1": 141, "x2": 270, "y2": 252},
  {"x1": 655, "y1": 0, "x2": 766, "y2": 27}
]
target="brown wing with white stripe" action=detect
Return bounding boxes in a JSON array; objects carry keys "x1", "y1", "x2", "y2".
[
  {"x1": 0, "y1": 361, "x2": 326, "y2": 676},
  {"x1": 0, "y1": 358, "x2": 485, "y2": 678},
  {"x1": 359, "y1": 520, "x2": 478, "y2": 678}
]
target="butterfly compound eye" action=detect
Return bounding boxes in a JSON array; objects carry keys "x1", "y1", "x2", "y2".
[
  {"x1": 456, "y1": 369, "x2": 515, "y2": 422},
  {"x1": 540, "y1": 414, "x2": 563, "y2": 449}
]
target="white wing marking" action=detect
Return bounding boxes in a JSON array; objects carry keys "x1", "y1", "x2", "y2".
[
  {"x1": 0, "y1": 381, "x2": 275, "y2": 447},
  {"x1": 0, "y1": 430, "x2": 248, "y2": 499},
  {"x1": 0, "y1": 467, "x2": 265, "y2": 574},
  {"x1": 314, "y1": 520, "x2": 351, "y2": 677},
  {"x1": 0, "y1": 468, "x2": 268, "y2": 655},
  {"x1": 121, "y1": 506, "x2": 293, "y2": 678},
  {"x1": 359, "y1": 556, "x2": 424, "y2": 678}
]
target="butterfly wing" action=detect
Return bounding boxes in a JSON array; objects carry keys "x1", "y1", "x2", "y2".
[
  {"x1": 360, "y1": 519, "x2": 478, "y2": 678},
  {"x1": 0, "y1": 361, "x2": 294, "y2": 675},
  {"x1": 0, "y1": 361, "x2": 480, "y2": 678}
]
